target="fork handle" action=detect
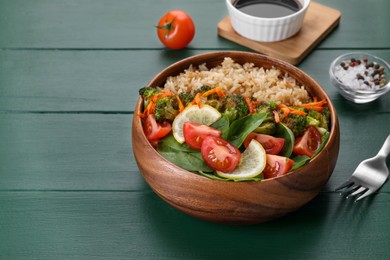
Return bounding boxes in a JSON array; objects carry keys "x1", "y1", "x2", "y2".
[{"x1": 377, "y1": 134, "x2": 390, "y2": 158}]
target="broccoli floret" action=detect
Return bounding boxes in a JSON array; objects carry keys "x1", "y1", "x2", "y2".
[
  {"x1": 254, "y1": 103, "x2": 277, "y2": 135},
  {"x1": 320, "y1": 107, "x2": 330, "y2": 130},
  {"x1": 205, "y1": 99, "x2": 224, "y2": 112},
  {"x1": 139, "y1": 86, "x2": 161, "y2": 99},
  {"x1": 281, "y1": 113, "x2": 307, "y2": 136},
  {"x1": 268, "y1": 100, "x2": 277, "y2": 110},
  {"x1": 195, "y1": 86, "x2": 223, "y2": 110},
  {"x1": 155, "y1": 96, "x2": 179, "y2": 122},
  {"x1": 139, "y1": 86, "x2": 161, "y2": 108},
  {"x1": 257, "y1": 103, "x2": 274, "y2": 118},
  {"x1": 194, "y1": 85, "x2": 212, "y2": 94},
  {"x1": 255, "y1": 121, "x2": 277, "y2": 135},
  {"x1": 221, "y1": 94, "x2": 248, "y2": 122},
  {"x1": 306, "y1": 116, "x2": 320, "y2": 127},
  {"x1": 194, "y1": 85, "x2": 219, "y2": 100},
  {"x1": 178, "y1": 92, "x2": 195, "y2": 107},
  {"x1": 307, "y1": 108, "x2": 330, "y2": 130}
]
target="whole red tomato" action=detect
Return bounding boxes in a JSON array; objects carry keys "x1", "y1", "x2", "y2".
[{"x1": 156, "y1": 10, "x2": 195, "y2": 49}]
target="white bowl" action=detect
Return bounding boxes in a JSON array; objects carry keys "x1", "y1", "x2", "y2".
[{"x1": 226, "y1": 0, "x2": 310, "y2": 42}]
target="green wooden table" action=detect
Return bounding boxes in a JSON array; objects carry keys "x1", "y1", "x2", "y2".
[{"x1": 1, "y1": 0, "x2": 389, "y2": 259}]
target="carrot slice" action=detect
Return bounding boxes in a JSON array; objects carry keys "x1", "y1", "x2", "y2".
[
  {"x1": 277, "y1": 104, "x2": 290, "y2": 118},
  {"x1": 191, "y1": 93, "x2": 203, "y2": 107},
  {"x1": 273, "y1": 110, "x2": 280, "y2": 123},
  {"x1": 289, "y1": 107, "x2": 307, "y2": 116},
  {"x1": 299, "y1": 99, "x2": 327, "y2": 111},
  {"x1": 201, "y1": 86, "x2": 225, "y2": 98},
  {"x1": 176, "y1": 94, "x2": 185, "y2": 112},
  {"x1": 244, "y1": 97, "x2": 260, "y2": 114}
]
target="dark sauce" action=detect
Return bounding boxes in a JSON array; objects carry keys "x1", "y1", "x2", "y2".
[{"x1": 233, "y1": 0, "x2": 302, "y2": 18}]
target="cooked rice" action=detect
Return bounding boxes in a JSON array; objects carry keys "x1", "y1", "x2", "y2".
[{"x1": 164, "y1": 57, "x2": 311, "y2": 105}]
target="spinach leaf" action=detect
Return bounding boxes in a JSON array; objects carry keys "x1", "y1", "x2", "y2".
[
  {"x1": 291, "y1": 155, "x2": 311, "y2": 170},
  {"x1": 275, "y1": 123, "x2": 295, "y2": 157},
  {"x1": 290, "y1": 130, "x2": 330, "y2": 171},
  {"x1": 313, "y1": 130, "x2": 330, "y2": 158},
  {"x1": 158, "y1": 149, "x2": 213, "y2": 172},
  {"x1": 211, "y1": 114, "x2": 230, "y2": 137},
  {"x1": 198, "y1": 171, "x2": 230, "y2": 181},
  {"x1": 158, "y1": 134, "x2": 196, "y2": 153},
  {"x1": 225, "y1": 113, "x2": 267, "y2": 148},
  {"x1": 157, "y1": 134, "x2": 213, "y2": 172},
  {"x1": 198, "y1": 171, "x2": 263, "y2": 182}
]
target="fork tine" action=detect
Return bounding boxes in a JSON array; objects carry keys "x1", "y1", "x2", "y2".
[
  {"x1": 355, "y1": 189, "x2": 375, "y2": 201},
  {"x1": 347, "y1": 186, "x2": 368, "y2": 199},
  {"x1": 341, "y1": 184, "x2": 361, "y2": 197},
  {"x1": 335, "y1": 180, "x2": 354, "y2": 191}
]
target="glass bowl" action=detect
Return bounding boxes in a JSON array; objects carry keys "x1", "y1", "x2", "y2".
[{"x1": 329, "y1": 52, "x2": 390, "y2": 104}]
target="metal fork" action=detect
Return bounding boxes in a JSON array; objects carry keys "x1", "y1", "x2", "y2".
[{"x1": 335, "y1": 134, "x2": 390, "y2": 201}]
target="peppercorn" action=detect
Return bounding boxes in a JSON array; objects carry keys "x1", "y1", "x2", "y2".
[
  {"x1": 335, "y1": 56, "x2": 387, "y2": 90},
  {"x1": 372, "y1": 70, "x2": 380, "y2": 77}
]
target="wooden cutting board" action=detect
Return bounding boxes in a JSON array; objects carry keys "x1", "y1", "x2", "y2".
[{"x1": 217, "y1": 1, "x2": 341, "y2": 65}]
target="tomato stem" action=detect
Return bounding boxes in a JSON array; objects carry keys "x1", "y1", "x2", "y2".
[{"x1": 155, "y1": 17, "x2": 177, "y2": 39}]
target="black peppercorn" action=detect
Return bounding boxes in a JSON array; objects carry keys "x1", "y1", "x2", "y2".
[{"x1": 356, "y1": 74, "x2": 364, "y2": 80}]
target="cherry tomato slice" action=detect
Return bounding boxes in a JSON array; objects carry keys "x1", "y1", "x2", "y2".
[
  {"x1": 183, "y1": 122, "x2": 222, "y2": 150},
  {"x1": 201, "y1": 136, "x2": 241, "y2": 173},
  {"x1": 156, "y1": 10, "x2": 195, "y2": 49},
  {"x1": 244, "y1": 133, "x2": 285, "y2": 155},
  {"x1": 293, "y1": 126, "x2": 322, "y2": 157},
  {"x1": 143, "y1": 114, "x2": 172, "y2": 142},
  {"x1": 263, "y1": 154, "x2": 294, "y2": 179}
]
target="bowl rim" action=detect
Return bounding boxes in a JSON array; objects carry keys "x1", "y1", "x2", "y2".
[
  {"x1": 329, "y1": 52, "x2": 390, "y2": 94},
  {"x1": 226, "y1": 0, "x2": 311, "y2": 22},
  {"x1": 135, "y1": 51, "x2": 338, "y2": 183}
]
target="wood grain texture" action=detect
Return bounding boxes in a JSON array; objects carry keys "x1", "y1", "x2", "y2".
[
  {"x1": 0, "y1": 113, "x2": 142, "y2": 191},
  {"x1": 132, "y1": 52, "x2": 340, "y2": 224},
  {"x1": 0, "y1": 112, "x2": 387, "y2": 192},
  {"x1": 0, "y1": 0, "x2": 389, "y2": 49},
  {"x1": 1, "y1": 50, "x2": 389, "y2": 112},
  {"x1": 0, "y1": 0, "x2": 389, "y2": 258},
  {"x1": 217, "y1": 2, "x2": 341, "y2": 64},
  {"x1": 2, "y1": 192, "x2": 389, "y2": 259}
]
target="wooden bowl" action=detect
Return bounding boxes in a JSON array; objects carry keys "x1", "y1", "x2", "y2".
[{"x1": 132, "y1": 51, "x2": 340, "y2": 224}]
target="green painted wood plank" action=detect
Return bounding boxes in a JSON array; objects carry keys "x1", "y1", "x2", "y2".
[
  {"x1": 0, "y1": 191, "x2": 389, "y2": 259},
  {"x1": 315, "y1": 0, "x2": 390, "y2": 49},
  {"x1": 0, "y1": 113, "x2": 145, "y2": 191},
  {"x1": 0, "y1": 113, "x2": 388, "y2": 192},
  {"x1": 0, "y1": 0, "x2": 389, "y2": 49},
  {"x1": 0, "y1": 49, "x2": 202, "y2": 112},
  {"x1": 1, "y1": 49, "x2": 389, "y2": 112}
]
